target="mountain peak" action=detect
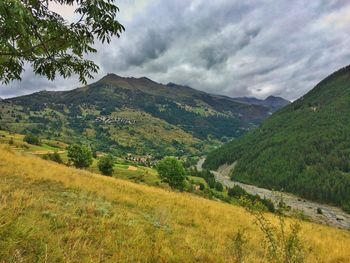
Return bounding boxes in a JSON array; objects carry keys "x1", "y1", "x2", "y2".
[
  {"x1": 101, "y1": 73, "x2": 125, "y2": 80},
  {"x1": 265, "y1": 95, "x2": 289, "y2": 102},
  {"x1": 166, "y1": 82, "x2": 191, "y2": 89}
]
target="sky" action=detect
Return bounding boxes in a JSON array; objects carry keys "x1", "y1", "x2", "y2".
[{"x1": 1, "y1": 0, "x2": 350, "y2": 100}]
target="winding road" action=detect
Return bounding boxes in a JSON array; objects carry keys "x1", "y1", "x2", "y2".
[{"x1": 196, "y1": 158, "x2": 350, "y2": 229}]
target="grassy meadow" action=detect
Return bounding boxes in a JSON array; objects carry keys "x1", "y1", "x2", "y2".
[
  {"x1": 0, "y1": 130, "x2": 68, "y2": 154},
  {"x1": 0, "y1": 145, "x2": 349, "y2": 262},
  {"x1": 0, "y1": 130, "x2": 163, "y2": 186}
]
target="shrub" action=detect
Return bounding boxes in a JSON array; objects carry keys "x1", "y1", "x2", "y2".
[
  {"x1": 42, "y1": 152, "x2": 63, "y2": 164},
  {"x1": 228, "y1": 185, "x2": 275, "y2": 212},
  {"x1": 98, "y1": 154, "x2": 114, "y2": 176},
  {"x1": 67, "y1": 144, "x2": 93, "y2": 168},
  {"x1": 23, "y1": 134, "x2": 40, "y2": 145},
  {"x1": 228, "y1": 185, "x2": 247, "y2": 197},
  {"x1": 230, "y1": 229, "x2": 248, "y2": 263},
  {"x1": 341, "y1": 202, "x2": 350, "y2": 214},
  {"x1": 215, "y1": 181, "x2": 224, "y2": 192},
  {"x1": 241, "y1": 197, "x2": 306, "y2": 263},
  {"x1": 261, "y1": 198, "x2": 276, "y2": 213}
]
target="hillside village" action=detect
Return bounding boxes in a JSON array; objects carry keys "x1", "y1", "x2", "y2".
[
  {"x1": 125, "y1": 153, "x2": 156, "y2": 166},
  {"x1": 95, "y1": 116, "x2": 137, "y2": 125}
]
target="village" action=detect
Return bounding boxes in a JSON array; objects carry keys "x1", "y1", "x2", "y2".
[
  {"x1": 125, "y1": 153, "x2": 156, "y2": 167},
  {"x1": 95, "y1": 116, "x2": 137, "y2": 125}
]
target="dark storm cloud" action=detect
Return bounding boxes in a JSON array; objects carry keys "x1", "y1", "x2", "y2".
[
  {"x1": 199, "y1": 27, "x2": 261, "y2": 69},
  {"x1": 1, "y1": 0, "x2": 350, "y2": 100}
]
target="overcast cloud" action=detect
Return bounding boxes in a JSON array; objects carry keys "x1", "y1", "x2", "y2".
[{"x1": 1, "y1": 0, "x2": 350, "y2": 100}]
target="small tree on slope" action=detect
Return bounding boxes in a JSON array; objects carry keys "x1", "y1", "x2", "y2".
[
  {"x1": 156, "y1": 157, "x2": 186, "y2": 190},
  {"x1": 67, "y1": 144, "x2": 93, "y2": 168},
  {"x1": 98, "y1": 154, "x2": 114, "y2": 176}
]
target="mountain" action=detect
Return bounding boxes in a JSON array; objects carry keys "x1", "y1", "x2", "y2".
[
  {"x1": 1, "y1": 145, "x2": 349, "y2": 261},
  {"x1": 204, "y1": 65, "x2": 350, "y2": 212},
  {"x1": 233, "y1": 96, "x2": 291, "y2": 112},
  {"x1": 0, "y1": 74, "x2": 272, "y2": 156}
]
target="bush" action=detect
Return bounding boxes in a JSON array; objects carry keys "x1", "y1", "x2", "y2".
[
  {"x1": 187, "y1": 168, "x2": 216, "y2": 188},
  {"x1": 261, "y1": 198, "x2": 275, "y2": 213},
  {"x1": 215, "y1": 181, "x2": 224, "y2": 192},
  {"x1": 98, "y1": 154, "x2": 114, "y2": 176},
  {"x1": 341, "y1": 202, "x2": 350, "y2": 214},
  {"x1": 230, "y1": 229, "x2": 248, "y2": 263},
  {"x1": 42, "y1": 152, "x2": 63, "y2": 164},
  {"x1": 67, "y1": 144, "x2": 93, "y2": 168},
  {"x1": 242, "y1": 197, "x2": 306, "y2": 263},
  {"x1": 228, "y1": 185, "x2": 247, "y2": 198},
  {"x1": 156, "y1": 157, "x2": 186, "y2": 190},
  {"x1": 23, "y1": 134, "x2": 40, "y2": 145},
  {"x1": 228, "y1": 185, "x2": 275, "y2": 212}
]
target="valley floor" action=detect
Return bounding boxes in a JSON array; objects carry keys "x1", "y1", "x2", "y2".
[
  {"x1": 0, "y1": 146, "x2": 350, "y2": 262},
  {"x1": 197, "y1": 158, "x2": 350, "y2": 229}
]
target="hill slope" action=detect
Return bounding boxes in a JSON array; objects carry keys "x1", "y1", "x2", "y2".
[
  {"x1": 1, "y1": 146, "x2": 349, "y2": 262},
  {"x1": 204, "y1": 65, "x2": 350, "y2": 211},
  {"x1": 0, "y1": 74, "x2": 276, "y2": 156}
]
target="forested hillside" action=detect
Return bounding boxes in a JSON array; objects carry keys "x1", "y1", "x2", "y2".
[
  {"x1": 0, "y1": 74, "x2": 276, "y2": 156},
  {"x1": 204, "y1": 65, "x2": 350, "y2": 212}
]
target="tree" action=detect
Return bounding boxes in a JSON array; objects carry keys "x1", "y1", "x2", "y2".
[
  {"x1": 98, "y1": 154, "x2": 114, "y2": 176},
  {"x1": 67, "y1": 144, "x2": 92, "y2": 168},
  {"x1": 0, "y1": 0, "x2": 124, "y2": 84},
  {"x1": 156, "y1": 157, "x2": 186, "y2": 190},
  {"x1": 23, "y1": 134, "x2": 40, "y2": 145}
]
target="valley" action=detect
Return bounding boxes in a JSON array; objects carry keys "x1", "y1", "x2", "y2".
[
  {"x1": 197, "y1": 158, "x2": 350, "y2": 229},
  {"x1": 204, "y1": 65, "x2": 350, "y2": 214},
  {"x1": 2, "y1": 1, "x2": 350, "y2": 262},
  {"x1": 1, "y1": 68, "x2": 350, "y2": 261}
]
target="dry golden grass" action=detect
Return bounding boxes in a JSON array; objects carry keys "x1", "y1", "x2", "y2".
[{"x1": 0, "y1": 145, "x2": 349, "y2": 262}]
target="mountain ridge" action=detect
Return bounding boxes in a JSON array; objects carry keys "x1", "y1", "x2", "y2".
[
  {"x1": 0, "y1": 74, "x2": 288, "y2": 156},
  {"x1": 233, "y1": 95, "x2": 291, "y2": 112}
]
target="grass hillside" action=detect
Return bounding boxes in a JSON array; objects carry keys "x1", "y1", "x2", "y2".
[
  {"x1": 0, "y1": 129, "x2": 164, "y2": 187},
  {"x1": 1, "y1": 146, "x2": 350, "y2": 262},
  {"x1": 0, "y1": 130, "x2": 67, "y2": 154},
  {"x1": 204, "y1": 65, "x2": 350, "y2": 212},
  {"x1": 0, "y1": 74, "x2": 273, "y2": 157}
]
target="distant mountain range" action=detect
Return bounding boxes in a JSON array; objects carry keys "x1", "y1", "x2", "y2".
[
  {"x1": 232, "y1": 96, "x2": 290, "y2": 112},
  {"x1": 0, "y1": 74, "x2": 288, "y2": 156},
  {"x1": 204, "y1": 65, "x2": 350, "y2": 212}
]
